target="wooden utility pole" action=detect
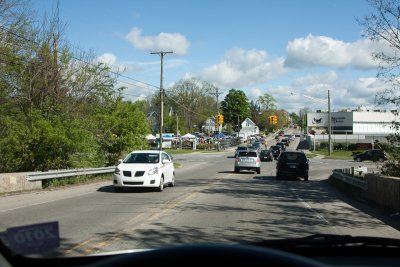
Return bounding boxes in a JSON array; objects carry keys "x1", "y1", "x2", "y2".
[
  {"x1": 210, "y1": 88, "x2": 223, "y2": 151},
  {"x1": 150, "y1": 51, "x2": 173, "y2": 151}
]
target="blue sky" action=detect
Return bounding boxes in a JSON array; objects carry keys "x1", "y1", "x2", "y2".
[{"x1": 32, "y1": 0, "x2": 386, "y2": 113}]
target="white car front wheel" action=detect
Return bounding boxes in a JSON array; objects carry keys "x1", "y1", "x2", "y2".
[{"x1": 157, "y1": 177, "x2": 164, "y2": 192}]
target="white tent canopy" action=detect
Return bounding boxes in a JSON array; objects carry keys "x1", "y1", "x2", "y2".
[
  {"x1": 146, "y1": 134, "x2": 156, "y2": 140},
  {"x1": 182, "y1": 133, "x2": 196, "y2": 139}
]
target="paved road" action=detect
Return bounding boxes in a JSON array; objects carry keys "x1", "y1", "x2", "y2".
[{"x1": 0, "y1": 137, "x2": 399, "y2": 257}]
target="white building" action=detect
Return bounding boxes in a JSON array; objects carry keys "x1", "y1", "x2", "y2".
[
  {"x1": 239, "y1": 118, "x2": 259, "y2": 141},
  {"x1": 307, "y1": 109, "x2": 399, "y2": 143},
  {"x1": 201, "y1": 118, "x2": 217, "y2": 136}
]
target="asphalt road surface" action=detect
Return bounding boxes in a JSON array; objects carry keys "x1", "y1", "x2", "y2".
[{"x1": 0, "y1": 136, "x2": 399, "y2": 257}]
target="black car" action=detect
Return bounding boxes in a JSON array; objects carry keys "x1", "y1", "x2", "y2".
[
  {"x1": 270, "y1": 145, "x2": 281, "y2": 159},
  {"x1": 281, "y1": 138, "x2": 290, "y2": 146},
  {"x1": 276, "y1": 142, "x2": 286, "y2": 151},
  {"x1": 259, "y1": 149, "x2": 273, "y2": 162},
  {"x1": 276, "y1": 151, "x2": 309, "y2": 181},
  {"x1": 353, "y1": 149, "x2": 388, "y2": 162}
]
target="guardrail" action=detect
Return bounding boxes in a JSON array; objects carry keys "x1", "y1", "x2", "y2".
[
  {"x1": 331, "y1": 169, "x2": 368, "y2": 190},
  {"x1": 26, "y1": 167, "x2": 115, "y2": 181}
]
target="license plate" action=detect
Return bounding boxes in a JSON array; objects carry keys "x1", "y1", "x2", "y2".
[{"x1": 289, "y1": 165, "x2": 297, "y2": 169}]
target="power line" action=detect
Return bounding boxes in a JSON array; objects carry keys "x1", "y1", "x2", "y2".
[
  {"x1": 0, "y1": 24, "x2": 160, "y2": 92},
  {"x1": 1, "y1": 25, "x2": 217, "y2": 121}
]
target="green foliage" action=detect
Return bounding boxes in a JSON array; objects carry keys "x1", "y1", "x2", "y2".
[
  {"x1": 154, "y1": 77, "x2": 217, "y2": 133},
  {"x1": 258, "y1": 93, "x2": 277, "y2": 111},
  {"x1": 221, "y1": 89, "x2": 250, "y2": 125},
  {"x1": 42, "y1": 173, "x2": 111, "y2": 189},
  {"x1": 0, "y1": 2, "x2": 150, "y2": 172},
  {"x1": 380, "y1": 133, "x2": 400, "y2": 176}
]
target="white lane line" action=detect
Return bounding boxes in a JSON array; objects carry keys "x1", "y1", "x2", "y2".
[{"x1": 290, "y1": 187, "x2": 340, "y2": 234}]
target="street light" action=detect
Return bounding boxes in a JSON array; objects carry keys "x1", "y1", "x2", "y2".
[{"x1": 291, "y1": 90, "x2": 332, "y2": 156}]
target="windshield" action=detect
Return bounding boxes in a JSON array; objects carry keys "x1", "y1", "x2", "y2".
[
  {"x1": 124, "y1": 153, "x2": 159, "y2": 164},
  {"x1": 279, "y1": 152, "x2": 308, "y2": 164},
  {"x1": 1, "y1": 0, "x2": 400, "y2": 261}
]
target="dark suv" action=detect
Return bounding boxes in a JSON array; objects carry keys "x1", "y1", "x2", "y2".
[
  {"x1": 353, "y1": 149, "x2": 387, "y2": 162},
  {"x1": 270, "y1": 145, "x2": 281, "y2": 159},
  {"x1": 276, "y1": 151, "x2": 309, "y2": 181}
]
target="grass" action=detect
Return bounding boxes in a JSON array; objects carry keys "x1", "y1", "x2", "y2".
[
  {"x1": 305, "y1": 153, "x2": 318, "y2": 158},
  {"x1": 42, "y1": 173, "x2": 111, "y2": 189},
  {"x1": 309, "y1": 149, "x2": 353, "y2": 159},
  {"x1": 163, "y1": 148, "x2": 195, "y2": 155}
]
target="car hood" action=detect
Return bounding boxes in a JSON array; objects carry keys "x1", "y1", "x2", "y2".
[{"x1": 118, "y1": 163, "x2": 158, "y2": 171}]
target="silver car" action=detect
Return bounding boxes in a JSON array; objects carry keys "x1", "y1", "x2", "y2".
[{"x1": 234, "y1": 150, "x2": 261, "y2": 174}]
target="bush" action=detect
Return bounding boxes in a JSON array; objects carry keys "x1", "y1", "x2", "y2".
[
  {"x1": 381, "y1": 160, "x2": 400, "y2": 177},
  {"x1": 196, "y1": 143, "x2": 215, "y2": 150},
  {"x1": 334, "y1": 143, "x2": 344, "y2": 150}
]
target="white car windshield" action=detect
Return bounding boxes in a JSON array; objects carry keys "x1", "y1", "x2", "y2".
[{"x1": 124, "y1": 153, "x2": 160, "y2": 164}]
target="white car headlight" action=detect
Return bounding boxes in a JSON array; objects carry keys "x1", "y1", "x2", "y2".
[
  {"x1": 114, "y1": 167, "x2": 121, "y2": 175},
  {"x1": 148, "y1": 166, "x2": 158, "y2": 175}
]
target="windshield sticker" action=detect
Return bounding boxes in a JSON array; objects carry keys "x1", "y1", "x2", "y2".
[{"x1": 7, "y1": 221, "x2": 60, "y2": 255}]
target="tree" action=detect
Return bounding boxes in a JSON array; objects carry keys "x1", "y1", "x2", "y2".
[
  {"x1": 249, "y1": 100, "x2": 260, "y2": 126},
  {"x1": 358, "y1": 0, "x2": 400, "y2": 110},
  {"x1": 150, "y1": 77, "x2": 216, "y2": 133},
  {"x1": 220, "y1": 89, "x2": 250, "y2": 126},
  {"x1": 0, "y1": 1, "x2": 150, "y2": 172},
  {"x1": 298, "y1": 107, "x2": 311, "y2": 131},
  {"x1": 290, "y1": 112, "x2": 300, "y2": 125},
  {"x1": 359, "y1": 0, "x2": 400, "y2": 175},
  {"x1": 258, "y1": 93, "x2": 277, "y2": 111}
]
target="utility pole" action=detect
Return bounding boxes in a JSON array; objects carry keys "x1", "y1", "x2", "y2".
[
  {"x1": 210, "y1": 88, "x2": 223, "y2": 151},
  {"x1": 151, "y1": 51, "x2": 173, "y2": 151},
  {"x1": 328, "y1": 89, "x2": 332, "y2": 157}
]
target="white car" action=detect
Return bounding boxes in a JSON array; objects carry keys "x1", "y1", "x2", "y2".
[{"x1": 113, "y1": 150, "x2": 175, "y2": 192}]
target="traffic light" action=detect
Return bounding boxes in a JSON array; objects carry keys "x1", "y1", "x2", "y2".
[
  {"x1": 215, "y1": 115, "x2": 219, "y2": 125},
  {"x1": 273, "y1": 115, "x2": 277, "y2": 124},
  {"x1": 219, "y1": 114, "x2": 224, "y2": 124},
  {"x1": 268, "y1": 116, "x2": 273, "y2": 125}
]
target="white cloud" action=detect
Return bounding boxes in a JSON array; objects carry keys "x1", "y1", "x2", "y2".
[
  {"x1": 248, "y1": 88, "x2": 263, "y2": 99},
  {"x1": 95, "y1": 53, "x2": 126, "y2": 72},
  {"x1": 197, "y1": 47, "x2": 287, "y2": 88},
  {"x1": 284, "y1": 34, "x2": 382, "y2": 69},
  {"x1": 293, "y1": 71, "x2": 338, "y2": 86},
  {"x1": 96, "y1": 53, "x2": 117, "y2": 65},
  {"x1": 125, "y1": 27, "x2": 190, "y2": 55},
  {"x1": 272, "y1": 75, "x2": 386, "y2": 113}
]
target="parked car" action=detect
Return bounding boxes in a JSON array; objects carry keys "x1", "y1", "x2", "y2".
[
  {"x1": 259, "y1": 149, "x2": 273, "y2": 162},
  {"x1": 234, "y1": 150, "x2": 261, "y2": 174},
  {"x1": 270, "y1": 145, "x2": 282, "y2": 159},
  {"x1": 353, "y1": 149, "x2": 388, "y2": 162},
  {"x1": 113, "y1": 150, "x2": 175, "y2": 192},
  {"x1": 276, "y1": 151, "x2": 309, "y2": 181}
]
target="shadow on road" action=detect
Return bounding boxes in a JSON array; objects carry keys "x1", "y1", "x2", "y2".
[
  {"x1": 97, "y1": 185, "x2": 162, "y2": 193},
  {"x1": 77, "y1": 170, "x2": 400, "y2": 255}
]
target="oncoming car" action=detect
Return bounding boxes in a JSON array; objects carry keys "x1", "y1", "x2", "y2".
[{"x1": 113, "y1": 150, "x2": 175, "y2": 192}]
